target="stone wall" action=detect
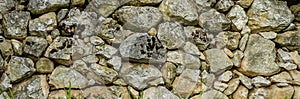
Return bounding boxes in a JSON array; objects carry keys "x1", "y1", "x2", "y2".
[{"x1": 0, "y1": 0, "x2": 300, "y2": 99}]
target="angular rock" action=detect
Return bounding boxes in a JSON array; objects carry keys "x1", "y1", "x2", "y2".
[
  {"x1": 216, "y1": 31, "x2": 241, "y2": 50},
  {"x1": 247, "y1": 0, "x2": 294, "y2": 33},
  {"x1": 248, "y1": 88, "x2": 269, "y2": 99},
  {"x1": 224, "y1": 48, "x2": 234, "y2": 58},
  {"x1": 213, "y1": 81, "x2": 228, "y2": 92},
  {"x1": 48, "y1": 90, "x2": 83, "y2": 99},
  {"x1": 194, "y1": 0, "x2": 216, "y2": 13},
  {"x1": 226, "y1": 5, "x2": 248, "y2": 31},
  {"x1": 0, "y1": 74, "x2": 12, "y2": 91},
  {"x1": 3, "y1": 11, "x2": 30, "y2": 39},
  {"x1": 259, "y1": 31, "x2": 277, "y2": 39},
  {"x1": 90, "y1": 36, "x2": 105, "y2": 46},
  {"x1": 12, "y1": 75, "x2": 49, "y2": 99},
  {"x1": 0, "y1": 40, "x2": 13, "y2": 58},
  {"x1": 204, "y1": 48, "x2": 233, "y2": 73},
  {"x1": 167, "y1": 51, "x2": 201, "y2": 69},
  {"x1": 201, "y1": 70, "x2": 216, "y2": 87},
  {"x1": 290, "y1": 51, "x2": 300, "y2": 69},
  {"x1": 29, "y1": 12, "x2": 57, "y2": 37},
  {"x1": 232, "y1": 50, "x2": 244, "y2": 67},
  {"x1": 57, "y1": 9, "x2": 68, "y2": 22},
  {"x1": 224, "y1": 78, "x2": 240, "y2": 95},
  {"x1": 172, "y1": 69, "x2": 200, "y2": 97},
  {"x1": 183, "y1": 42, "x2": 200, "y2": 55},
  {"x1": 239, "y1": 34, "x2": 280, "y2": 77},
  {"x1": 157, "y1": 22, "x2": 185, "y2": 49},
  {"x1": 274, "y1": 31, "x2": 300, "y2": 52},
  {"x1": 252, "y1": 76, "x2": 271, "y2": 87},
  {"x1": 215, "y1": 0, "x2": 234, "y2": 12},
  {"x1": 278, "y1": 62, "x2": 297, "y2": 71},
  {"x1": 120, "y1": 33, "x2": 167, "y2": 63},
  {"x1": 218, "y1": 71, "x2": 233, "y2": 82},
  {"x1": 234, "y1": 0, "x2": 253, "y2": 8},
  {"x1": 86, "y1": 0, "x2": 120, "y2": 17},
  {"x1": 7, "y1": 56, "x2": 35, "y2": 83},
  {"x1": 36, "y1": 58, "x2": 54, "y2": 73},
  {"x1": 114, "y1": 6, "x2": 162, "y2": 32},
  {"x1": 49, "y1": 66, "x2": 89, "y2": 89},
  {"x1": 199, "y1": 9, "x2": 231, "y2": 34},
  {"x1": 277, "y1": 48, "x2": 293, "y2": 63},
  {"x1": 90, "y1": 63, "x2": 118, "y2": 84},
  {"x1": 81, "y1": 54, "x2": 99, "y2": 64},
  {"x1": 184, "y1": 26, "x2": 211, "y2": 51},
  {"x1": 27, "y1": 0, "x2": 70, "y2": 14},
  {"x1": 142, "y1": 86, "x2": 179, "y2": 99},
  {"x1": 239, "y1": 34, "x2": 248, "y2": 51},
  {"x1": 11, "y1": 39, "x2": 23, "y2": 56},
  {"x1": 290, "y1": 4, "x2": 300, "y2": 21},
  {"x1": 107, "y1": 56, "x2": 122, "y2": 71},
  {"x1": 294, "y1": 86, "x2": 300, "y2": 99},
  {"x1": 233, "y1": 85, "x2": 249, "y2": 99},
  {"x1": 268, "y1": 85, "x2": 294, "y2": 99},
  {"x1": 161, "y1": 62, "x2": 177, "y2": 88},
  {"x1": 159, "y1": 0, "x2": 198, "y2": 25},
  {"x1": 120, "y1": 63, "x2": 163, "y2": 90},
  {"x1": 83, "y1": 86, "x2": 129, "y2": 99},
  {"x1": 95, "y1": 44, "x2": 117, "y2": 59},
  {"x1": 0, "y1": 0, "x2": 16, "y2": 13},
  {"x1": 196, "y1": 89, "x2": 228, "y2": 99},
  {"x1": 44, "y1": 37, "x2": 73, "y2": 65},
  {"x1": 270, "y1": 71, "x2": 292, "y2": 84},
  {"x1": 23, "y1": 37, "x2": 48, "y2": 57},
  {"x1": 234, "y1": 70, "x2": 253, "y2": 89}
]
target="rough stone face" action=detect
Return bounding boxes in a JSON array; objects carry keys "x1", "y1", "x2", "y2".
[
  {"x1": 290, "y1": 51, "x2": 300, "y2": 69},
  {"x1": 233, "y1": 85, "x2": 249, "y2": 99},
  {"x1": 0, "y1": 40, "x2": 13, "y2": 58},
  {"x1": 7, "y1": 56, "x2": 35, "y2": 83},
  {"x1": 86, "y1": 0, "x2": 120, "y2": 17},
  {"x1": 142, "y1": 86, "x2": 179, "y2": 99},
  {"x1": 199, "y1": 9, "x2": 231, "y2": 34},
  {"x1": 184, "y1": 26, "x2": 211, "y2": 51},
  {"x1": 252, "y1": 76, "x2": 271, "y2": 87},
  {"x1": 0, "y1": 74, "x2": 12, "y2": 91},
  {"x1": 218, "y1": 71, "x2": 233, "y2": 82},
  {"x1": 157, "y1": 22, "x2": 185, "y2": 49},
  {"x1": 23, "y1": 37, "x2": 48, "y2": 57},
  {"x1": 167, "y1": 51, "x2": 201, "y2": 69},
  {"x1": 239, "y1": 34, "x2": 280, "y2": 77},
  {"x1": 201, "y1": 70, "x2": 216, "y2": 87},
  {"x1": 268, "y1": 85, "x2": 294, "y2": 99},
  {"x1": 27, "y1": 0, "x2": 70, "y2": 15},
  {"x1": 161, "y1": 62, "x2": 177, "y2": 88},
  {"x1": 107, "y1": 56, "x2": 122, "y2": 71},
  {"x1": 234, "y1": 0, "x2": 253, "y2": 8},
  {"x1": 183, "y1": 42, "x2": 200, "y2": 55},
  {"x1": 120, "y1": 33, "x2": 167, "y2": 63},
  {"x1": 234, "y1": 70, "x2": 253, "y2": 89},
  {"x1": 197, "y1": 89, "x2": 228, "y2": 99},
  {"x1": 29, "y1": 12, "x2": 57, "y2": 37},
  {"x1": 274, "y1": 31, "x2": 300, "y2": 52},
  {"x1": 3, "y1": 11, "x2": 30, "y2": 39},
  {"x1": 114, "y1": 6, "x2": 162, "y2": 32},
  {"x1": 294, "y1": 86, "x2": 300, "y2": 99},
  {"x1": 194, "y1": 0, "x2": 216, "y2": 13},
  {"x1": 36, "y1": 58, "x2": 54, "y2": 73},
  {"x1": 95, "y1": 44, "x2": 117, "y2": 59},
  {"x1": 82, "y1": 86, "x2": 129, "y2": 99},
  {"x1": 90, "y1": 63, "x2": 118, "y2": 84},
  {"x1": 226, "y1": 5, "x2": 248, "y2": 31},
  {"x1": 247, "y1": 0, "x2": 294, "y2": 33},
  {"x1": 12, "y1": 75, "x2": 49, "y2": 99},
  {"x1": 172, "y1": 69, "x2": 200, "y2": 97},
  {"x1": 159, "y1": 0, "x2": 198, "y2": 25},
  {"x1": 215, "y1": 0, "x2": 234, "y2": 12},
  {"x1": 0, "y1": 0, "x2": 16, "y2": 13},
  {"x1": 259, "y1": 31, "x2": 277, "y2": 40},
  {"x1": 213, "y1": 81, "x2": 228, "y2": 92},
  {"x1": 232, "y1": 50, "x2": 244, "y2": 67},
  {"x1": 120, "y1": 63, "x2": 163, "y2": 90},
  {"x1": 204, "y1": 48, "x2": 233, "y2": 73},
  {"x1": 49, "y1": 66, "x2": 89, "y2": 89},
  {"x1": 48, "y1": 90, "x2": 83, "y2": 99},
  {"x1": 239, "y1": 34, "x2": 248, "y2": 51},
  {"x1": 290, "y1": 4, "x2": 300, "y2": 21},
  {"x1": 270, "y1": 71, "x2": 292, "y2": 84},
  {"x1": 11, "y1": 39, "x2": 23, "y2": 56},
  {"x1": 216, "y1": 31, "x2": 241, "y2": 50},
  {"x1": 224, "y1": 78, "x2": 240, "y2": 95}
]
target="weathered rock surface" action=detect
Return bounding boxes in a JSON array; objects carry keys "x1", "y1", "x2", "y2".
[
  {"x1": 114, "y1": 6, "x2": 162, "y2": 32},
  {"x1": 27, "y1": 0, "x2": 70, "y2": 14},
  {"x1": 23, "y1": 37, "x2": 48, "y2": 57},
  {"x1": 120, "y1": 33, "x2": 167, "y2": 63},
  {"x1": 157, "y1": 22, "x2": 185, "y2": 49},
  {"x1": 199, "y1": 9, "x2": 231, "y2": 34},
  {"x1": 252, "y1": 76, "x2": 271, "y2": 87},
  {"x1": 167, "y1": 51, "x2": 201, "y2": 69},
  {"x1": 7, "y1": 56, "x2": 35, "y2": 83},
  {"x1": 0, "y1": 0, "x2": 16, "y2": 13},
  {"x1": 45, "y1": 37, "x2": 73, "y2": 65},
  {"x1": 204, "y1": 49, "x2": 233, "y2": 73},
  {"x1": 172, "y1": 69, "x2": 200, "y2": 97},
  {"x1": 215, "y1": 0, "x2": 234, "y2": 12},
  {"x1": 274, "y1": 31, "x2": 300, "y2": 52},
  {"x1": 29, "y1": 12, "x2": 57, "y2": 37},
  {"x1": 290, "y1": 4, "x2": 300, "y2": 21},
  {"x1": 239, "y1": 34, "x2": 280, "y2": 77},
  {"x1": 86, "y1": 0, "x2": 120, "y2": 17},
  {"x1": 36, "y1": 58, "x2": 54, "y2": 73},
  {"x1": 233, "y1": 85, "x2": 249, "y2": 99},
  {"x1": 247, "y1": 0, "x2": 294, "y2": 33},
  {"x1": 216, "y1": 31, "x2": 241, "y2": 50},
  {"x1": 226, "y1": 5, "x2": 248, "y2": 31},
  {"x1": 3, "y1": 11, "x2": 30, "y2": 39},
  {"x1": 89, "y1": 63, "x2": 118, "y2": 84},
  {"x1": 142, "y1": 86, "x2": 179, "y2": 99}
]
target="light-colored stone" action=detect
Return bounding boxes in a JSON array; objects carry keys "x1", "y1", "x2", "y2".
[
  {"x1": 270, "y1": 71, "x2": 292, "y2": 84},
  {"x1": 218, "y1": 71, "x2": 233, "y2": 82},
  {"x1": 232, "y1": 50, "x2": 244, "y2": 67},
  {"x1": 183, "y1": 42, "x2": 200, "y2": 55},
  {"x1": 36, "y1": 58, "x2": 54, "y2": 73},
  {"x1": 161, "y1": 62, "x2": 177, "y2": 88},
  {"x1": 23, "y1": 37, "x2": 48, "y2": 57},
  {"x1": 224, "y1": 78, "x2": 240, "y2": 95},
  {"x1": 233, "y1": 85, "x2": 249, "y2": 99},
  {"x1": 234, "y1": 0, "x2": 253, "y2": 8},
  {"x1": 143, "y1": 86, "x2": 179, "y2": 99},
  {"x1": 7, "y1": 56, "x2": 35, "y2": 83},
  {"x1": 216, "y1": 31, "x2": 241, "y2": 50},
  {"x1": 167, "y1": 51, "x2": 201, "y2": 69},
  {"x1": 27, "y1": 0, "x2": 70, "y2": 14},
  {"x1": 90, "y1": 63, "x2": 118, "y2": 84},
  {"x1": 29, "y1": 12, "x2": 57, "y2": 37},
  {"x1": 172, "y1": 69, "x2": 200, "y2": 97},
  {"x1": 11, "y1": 39, "x2": 23, "y2": 56},
  {"x1": 290, "y1": 51, "x2": 300, "y2": 69},
  {"x1": 157, "y1": 22, "x2": 186, "y2": 49},
  {"x1": 278, "y1": 62, "x2": 297, "y2": 70},
  {"x1": 252, "y1": 76, "x2": 271, "y2": 87},
  {"x1": 259, "y1": 31, "x2": 277, "y2": 39},
  {"x1": 204, "y1": 48, "x2": 233, "y2": 73},
  {"x1": 107, "y1": 56, "x2": 122, "y2": 71},
  {"x1": 215, "y1": 0, "x2": 234, "y2": 12},
  {"x1": 199, "y1": 9, "x2": 231, "y2": 34},
  {"x1": 3, "y1": 11, "x2": 30, "y2": 39},
  {"x1": 275, "y1": 31, "x2": 300, "y2": 52},
  {"x1": 213, "y1": 81, "x2": 228, "y2": 92}
]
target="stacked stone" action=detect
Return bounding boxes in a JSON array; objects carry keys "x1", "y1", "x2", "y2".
[{"x1": 0, "y1": 0, "x2": 300, "y2": 99}]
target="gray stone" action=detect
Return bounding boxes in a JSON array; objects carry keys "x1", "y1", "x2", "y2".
[
  {"x1": 27, "y1": 0, "x2": 70, "y2": 14},
  {"x1": 167, "y1": 51, "x2": 201, "y2": 69},
  {"x1": 232, "y1": 50, "x2": 244, "y2": 67},
  {"x1": 201, "y1": 70, "x2": 216, "y2": 87},
  {"x1": 194, "y1": 0, "x2": 216, "y2": 13},
  {"x1": 252, "y1": 76, "x2": 271, "y2": 87},
  {"x1": 83, "y1": 86, "x2": 129, "y2": 99},
  {"x1": 218, "y1": 71, "x2": 233, "y2": 82},
  {"x1": 114, "y1": 6, "x2": 162, "y2": 32},
  {"x1": 0, "y1": 40, "x2": 13, "y2": 58},
  {"x1": 29, "y1": 12, "x2": 57, "y2": 37},
  {"x1": 7, "y1": 56, "x2": 35, "y2": 83},
  {"x1": 82, "y1": 54, "x2": 99, "y2": 64},
  {"x1": 72, "y1": 37, "x2": 94, "y2": 60},
  {"x1": 45, "y1": 37, "x2": 74, "y2": 65},
  {"x1": 216, "y1": 31, "x2": 241, "y2": 50},
  {"x1": 259, "y1": 31, "x2": 277, "y2": 39},
  {"x1": 48, "y1": 90, "x2": 83, "y2": 99},
  {"x1": 234, "y1": 0, "x2": 253, "y2": 8},
  {"x1": 3, "y1": 11, "x2": 30, "y2": 39},
  {"x1": 274, "y1": 31, "x2": 300, "y2": 52},
  {"x1": 49, "y1": 66, "x2": 88, "y2": 89},
  {"x1": 125, "y1": 0, "x2": 162, "y2": 5},
  {"x1": 36, "y1": 58, "x2": 54, "y2": 73},
  {"x1": 290, "y1": 4, "x2": 300, "y2": 21},
  {"x1": 90, "y1": 63, "x2": 118, "y2": 84},
  {"x1": 157, "y1": 22, "x2": 185, "y2": 49},
  {"x1": 12, "y1": 75, "x2": 49, "y2": 99},
  {"x1": 159, "y1": 0, "x2": 198, "y2": 25},
  {"x1": 197, "y1": 89, "x2": 228, "y2": 99},
  {"x1": 226, "y1": 5, "x2": 248, "y2": 31},
  {"x1": 120, "y1": 33, "x2": 167, "y2": 63},
  {"x1": 204, "y1": 48, "x2": 233, "y2": 73},
  {"x1": 23, "y1": 37, "x2": 48, "y2": 57},
  {"x1": 86, "y1": 0, "x2": 120, "y2": 17},
  {"x1": 234, "y1": 70, "x2": 253, "y2": 89},
  {"x1": 172, "y1": 69, "x2": 200, "y2": 97},
  {"x1": 0, "y1": 0, "x2": 16, "y2": 13},
  {"x1": 277, "y1": 48, "x2": 293, "y2": 63},
  {"x1": 239, "y1": 34, "x2": 248, "y2": 51},
  {"x1": 239, "y1": 34, "x2": 280, "y2": 77},
  {"x1": 161, "y1": 62, "x2": 177, "y2": 88},
  {"x1": 183, "y1": 42, "x2": 200, "y2": 55},
  {"x1": 107, "y1": 56, "x2": 122, "y2": 71},
  {"x1": 57, "y1": 9, "x2": 68, "y2": 22},
  {"x1": 120, "y1": 63, "x2": 163, "y2": 90},
  {"x1": 233, "y1": 85, "x2": 249, "y2": 99},
  {"x1": 0, "y1": 92, "x2": 10, "y2": 99},
  {"x1": 224, "y1": 78, "x2": 240, "y2": 95},
  {"x1": 247, "y1": 0, "x2": 294, "y2": 33},
  {"x1": 199, "y1": 9, "x2": 231, "y2": 34},
  {"x1": 290, "y1": 51, "x2": 300, "y2": 69},
  {"x1": 0, "y1": 74, "x2": 12, "y2": 91},
  {"x1": 90, "y1": 36, "x2": 105, "y2": 46},
  {"x1": 143, "y1": 86, "x2": 179, "y2": 99},
  {"x1": 215, "y1": 0, "x2": 234, "y2": 12},
  {"x1": 278, "y1": 62, "x2": 297, "y2": 70},
  {"x1": 270, "y1": 71, "x2": 292, "y2": 83},
  {"x1": 184, "y1": 26, "x2": 211, "y2": 51},
  {"x1": 95, "y1": 45, "x2": 117, "y2": 59},
  {"x1": 213, "y1": 81, "x2": 228, "y2": 92},
  {"x1": 11, "y1": 39, "x2": 23, "y2": 56}
]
